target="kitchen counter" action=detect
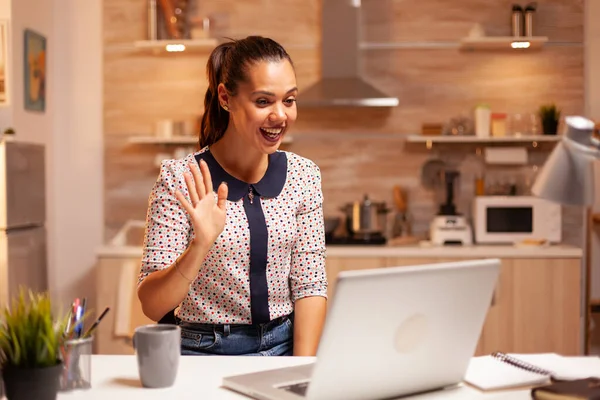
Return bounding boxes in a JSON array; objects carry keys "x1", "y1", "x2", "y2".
[
  {"x1": 325, "y1": 242, "x2": 582, "y2": 259},
  {"x1": 97, "y1": 242, "x2": 582, "y2": 259},
  {"x1": 98, "y1": 220, "x2": 582, "y2": 260}
]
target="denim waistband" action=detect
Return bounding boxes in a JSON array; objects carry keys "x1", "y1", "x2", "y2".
[{"x1": 177, "y1": 313, "x2": 293, "y2": 336}]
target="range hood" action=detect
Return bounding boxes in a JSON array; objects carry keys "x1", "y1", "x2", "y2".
[{"x1": 299, "y1": 0, "x2": 399, "y2": 107}]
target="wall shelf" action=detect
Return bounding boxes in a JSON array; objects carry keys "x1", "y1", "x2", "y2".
[
  {"x1": 459, "y1": 36, "x2": 548, "y2": 51},
  {"x1": 128, "y1": 135, "x2": 294, "y2": 145},
  {"x1": 133, "y1": 38, "x2": 218, "y2": 53},
  {"x1": 406, "y1": 134, "x2": 561, "y2": 144}
]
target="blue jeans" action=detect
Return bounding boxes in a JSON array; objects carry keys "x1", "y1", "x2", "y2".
[{"x1": 177, "y1": 314, "x2": 294, "y2": 356}]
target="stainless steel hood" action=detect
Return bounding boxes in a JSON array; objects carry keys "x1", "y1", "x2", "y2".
[{"x1": 299, "y1": 0, "x2": 399, "y2": 107}]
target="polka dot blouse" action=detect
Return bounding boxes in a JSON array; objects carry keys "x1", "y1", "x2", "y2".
[{"x1": 138, "y1": 147, "x2": 328, "y2": 325}]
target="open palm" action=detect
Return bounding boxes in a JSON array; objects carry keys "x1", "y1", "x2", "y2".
[{"x1": 175, "y1": 159, "x2": 228, "y2": 249}]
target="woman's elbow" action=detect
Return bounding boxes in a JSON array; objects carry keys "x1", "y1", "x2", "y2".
[{"x1": 137, "y1": 283, "x2": 161, "y2": 322}]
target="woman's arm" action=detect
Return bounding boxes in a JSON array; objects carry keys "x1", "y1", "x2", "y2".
[
  {"x1": 293, "y1": 296, "x2": 327, "y2": 356},
  {"x1": 138, "y1": 241, "x2": 211, "y2": 322},
  {"x1": 289, "y1": 159, "x2": 329, "y2": 356},
  {"x1": 137, "y1": 158, "x2": 228, "y2": 322}
]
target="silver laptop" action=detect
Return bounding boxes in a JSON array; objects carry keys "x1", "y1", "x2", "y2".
[{"x1": 222, "y1": 258, "x2": 500, "y2": 400}]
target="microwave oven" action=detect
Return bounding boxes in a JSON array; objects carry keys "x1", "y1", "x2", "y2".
[{"x1": 472, "y1": 196, "x2": 562, "y2": 244}]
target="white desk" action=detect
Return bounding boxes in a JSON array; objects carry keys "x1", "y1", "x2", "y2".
[{"x1": 52, "y1": 355, "x2": 533, "y2": 400}]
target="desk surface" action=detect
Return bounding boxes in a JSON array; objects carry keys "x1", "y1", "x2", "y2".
[{"x1": 51, "y1": 355, "x2": 533, "y2": 400}]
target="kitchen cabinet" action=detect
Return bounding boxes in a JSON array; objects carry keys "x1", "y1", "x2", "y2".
[
  {"x1": 95, "y1": 242, "x2": 582, "y2": 356},
  {"x1": 325, "y1": 253, "x2": 582, "y2": 356}
]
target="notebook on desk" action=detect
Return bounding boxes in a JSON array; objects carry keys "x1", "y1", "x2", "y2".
[{"x1": 464, "y1": 352, "x2": 600, "y2": 391}]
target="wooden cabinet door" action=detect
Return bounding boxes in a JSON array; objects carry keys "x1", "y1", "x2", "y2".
[
  {"x1": 477, "y1": 258, "x2": 582, "y2": 356},
  {"x1": 325, "y1": 256, "x2": 387, "y2": 302}
]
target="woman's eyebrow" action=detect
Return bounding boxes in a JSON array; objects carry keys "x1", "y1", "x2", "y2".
[{"x1": 251, "y1": 87, "x2": 298, "y2": 96}]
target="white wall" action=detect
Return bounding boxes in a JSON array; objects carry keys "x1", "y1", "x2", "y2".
[
  {"x1": 0, "y1": 0, "x2": 11, "y2": 128},
  {"x1": 50, "y1": 0, "x2": 103, "y2": 313},
  {"x1": 0, "y1": 0, "x2": 103, "y2": 312},
  {"x1": 9, "y1": 0, "x2": 52, "y2": 145}
]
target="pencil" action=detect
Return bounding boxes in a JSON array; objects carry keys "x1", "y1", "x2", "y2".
[{"x1": 83, "y1": 307, "x2": 110, "y2": 338}]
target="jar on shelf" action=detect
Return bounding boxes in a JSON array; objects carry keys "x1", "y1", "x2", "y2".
[{"x1": 491, "y1": 113, "x2": 507, "y2": 137}]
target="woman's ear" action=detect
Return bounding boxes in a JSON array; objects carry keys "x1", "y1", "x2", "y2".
[{"x1": 217, "y1": 83, "x2": 230, "y2": 111}]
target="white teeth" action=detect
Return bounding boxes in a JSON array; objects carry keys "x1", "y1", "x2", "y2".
[{"x1": 261, "y1": 127, "x2": 283, "y2": 135}]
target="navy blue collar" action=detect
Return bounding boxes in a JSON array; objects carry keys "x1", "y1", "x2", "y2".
[{"x1": 194, "y1": 149, "x2": 288, "y2": 202}]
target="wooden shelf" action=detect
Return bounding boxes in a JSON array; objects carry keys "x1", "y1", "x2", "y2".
[
  {"x1": 133, "y1": 38, "x2": 218, "y2": 53},
  {"x1": 406, "y1": 134, "x2": 561, "y2": 144},
  {"x1": 128, "y1": 135, "x2": 294, "y2": 145},
  {"x1": 459, "y1": 36, "x2": 548, "y2": 51}
]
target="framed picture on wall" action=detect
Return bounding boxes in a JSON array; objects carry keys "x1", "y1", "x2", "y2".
[
  {"x1": 24, "y1": 29, "x2": 46, "y2": 112},
  {"x1": 0, "y1": 20, "x2": 9, "y2": 106}
]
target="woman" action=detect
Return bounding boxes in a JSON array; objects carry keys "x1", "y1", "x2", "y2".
[{"x1": 137, "y1": 36, "x2": 328, "y2": 356}]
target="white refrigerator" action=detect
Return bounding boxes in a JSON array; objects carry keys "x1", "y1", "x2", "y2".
[{"x1": 0, "y1": 140, "x2": 48, "y2": 309}]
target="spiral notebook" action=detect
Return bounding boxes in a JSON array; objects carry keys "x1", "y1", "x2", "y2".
[{"x1": 464, "y1": 352, "x2": 600, "y2": 391}]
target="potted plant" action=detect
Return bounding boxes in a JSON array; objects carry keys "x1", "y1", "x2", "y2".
[
  {"x1": 0, "y1": 289, "x2": 69, "y2": 400},
  {"x1": 539, "y1": 103, "x2": 561, "y2": 135}
]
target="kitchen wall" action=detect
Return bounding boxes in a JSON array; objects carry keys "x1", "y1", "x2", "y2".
[
  {"x1": 0, "y1": 0, "x2": 103, "y2": 312},
  {"x1": 104, "y1": 0, "x2": 585, "y2": 245}
]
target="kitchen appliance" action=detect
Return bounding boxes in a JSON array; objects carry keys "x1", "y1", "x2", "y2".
[
  {"x1": 429, "y1": 170, "x2": 473, "y2": 246},
  {"x1": 472, "y1": 196, "x2": 562, "y2": 244},
  {"x1": 340, "y1": 194, "x2": 389, "y2": 236},
  {"x1": 0, "y1": 141, "x2": 48, "y2": 309},
  {"x1": 332, "y1": 195, "x2": 389, "y2": 245},
  {"x1": 298, "y1": 0, "x2": 398, "y2": 107}
]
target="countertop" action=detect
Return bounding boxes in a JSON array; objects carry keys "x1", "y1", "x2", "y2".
[
  {"x1": 52, "y1": 355, "x2": 532, "y2": 399},
  {"x1": 97, "y1": 242, "x2": 582, "y2": 259},
  {"x1": 324, "y1": 242, "x2": 583, "y2": 258}
]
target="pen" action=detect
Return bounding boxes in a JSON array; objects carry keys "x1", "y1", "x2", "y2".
[
  {"x1": 74, "y1": 298, "x2": 84, "y2": 338},
  {"x1": 83, "y1": 307, "x2": 110, "y2": 338},
  {"x1": 63, "y1": 309, "x2": 73, "y2": 338},
  {"x1": 76, "y1": 297, "x2": 87, "y2": 338},
  {"x1": 71, "y1": 299, "x2": 80, "y2": 339}
]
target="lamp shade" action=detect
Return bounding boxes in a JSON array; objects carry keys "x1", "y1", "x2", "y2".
[{"x1": 531, "y1": 116, "x2": 599, "y2": 206}]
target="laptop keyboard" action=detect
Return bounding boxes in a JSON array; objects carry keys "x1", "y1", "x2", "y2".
[{"x1": 280, "y1": 381, "x2": 310, "y2": 397}]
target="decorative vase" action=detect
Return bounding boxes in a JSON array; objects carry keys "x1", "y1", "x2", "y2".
[
  {"x1": 2, "y1": 362, "x2": 63, "y2": 400},
  {"x1": 542, "y1": 119, "x2": 558, "y2": 135}
]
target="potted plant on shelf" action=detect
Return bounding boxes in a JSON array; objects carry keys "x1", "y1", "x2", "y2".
[
  {"x1": 0, "y1": 289, "x2": 68, "y2": 400},
  {"x1": 539, "y1": 103, "x2": 561, "y2": 135}
]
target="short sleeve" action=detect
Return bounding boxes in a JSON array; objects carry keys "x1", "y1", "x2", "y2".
[
  {"x1": 138, "y1": 160, "x2": 192, "y2": 285},
  {"x1": 289, "y1": 160, "x2": 328, "y2": 301}
]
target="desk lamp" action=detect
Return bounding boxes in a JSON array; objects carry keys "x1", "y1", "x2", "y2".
[
  {"x1": 531, "y1": 115, "x2": 598, "y2": 355},
  {"x1": 532, "y1": 116, "x2": 598, "y2": 206}
]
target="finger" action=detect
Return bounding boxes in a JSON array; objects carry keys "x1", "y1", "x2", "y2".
[
  {"x1": 175, "y1": 190, "x2": 194, "y2": 215},
  {"x1": 188, "y1": 162, "x2": 206, "y2": 200},
  {"x1": 183, "y1": 171, "x2": 200, "y2": 206},
  {"x1": 199, "y1": 159, "x2": 214, "y2": 194},
  {"x1": 216, "y1": 182, "x2": 228, "y2": 211}
]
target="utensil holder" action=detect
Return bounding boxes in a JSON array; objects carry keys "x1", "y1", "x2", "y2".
[{"x1": 59, "y1": 336, "x2": 94, "y2": 391}]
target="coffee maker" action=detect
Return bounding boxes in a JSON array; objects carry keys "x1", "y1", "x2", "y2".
[{"x1": 429, "y1": 170, "x2": 473, "y2": 246}]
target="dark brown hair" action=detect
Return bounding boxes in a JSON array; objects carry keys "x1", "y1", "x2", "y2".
[{"x1": 199, "y1": 36, "x2": 294, "y2": 148}]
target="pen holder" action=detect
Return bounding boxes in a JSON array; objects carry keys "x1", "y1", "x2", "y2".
[{"x1": 59, "y1": 336, "x2": 93, "y2": 391}]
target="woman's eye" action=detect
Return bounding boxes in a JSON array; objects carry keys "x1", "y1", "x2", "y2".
[
  {"x1": 256, "y1": 99, "x2": 269, "y2": 106},
  {"x1": 285, "y1": 98, "x2": 297, "y2": 105}
]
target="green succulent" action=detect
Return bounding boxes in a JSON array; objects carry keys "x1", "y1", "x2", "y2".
[
  {"x1": 539, "y1": 103, "x2": 561, "y2": 123},
  {"x1": 0, "y1": 288, "x2": 70, "y2": 369}
]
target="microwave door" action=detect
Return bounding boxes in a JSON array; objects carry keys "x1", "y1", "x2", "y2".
[{"x1": 486, "y1": 207, "x2": 534, "y2": 234}]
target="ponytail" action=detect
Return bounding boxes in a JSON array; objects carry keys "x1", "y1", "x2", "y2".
[
  {"x1": 200, "y1": 42, "x2": 232, "y2": 148},
  {"x1": 199, "y1": 36, "x2": 294, "y2": 148}
]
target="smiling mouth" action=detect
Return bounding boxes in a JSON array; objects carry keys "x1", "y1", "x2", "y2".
[{"x1": 259, "y1": 126, "x2": 284, "y2": 142}]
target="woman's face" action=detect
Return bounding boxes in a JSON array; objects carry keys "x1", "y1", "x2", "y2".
[{"x1": 219, "y1": 59, "x2": 297, "y2": 154}]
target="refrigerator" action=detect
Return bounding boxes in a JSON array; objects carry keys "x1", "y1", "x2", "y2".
[{"x1": 0, "y1": 140, "x2": 48, "y2": 309}]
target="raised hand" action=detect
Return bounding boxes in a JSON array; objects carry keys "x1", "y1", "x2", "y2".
[{"x1": 175, "y1": 159, "x2": 228, "y2": 249}]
